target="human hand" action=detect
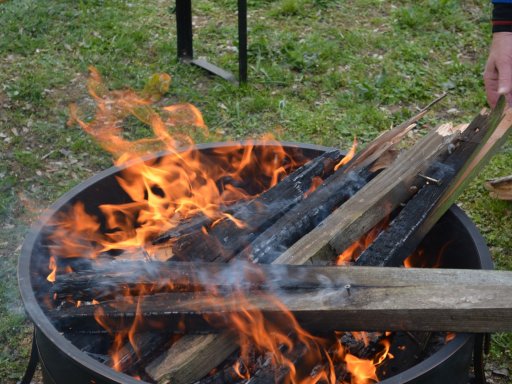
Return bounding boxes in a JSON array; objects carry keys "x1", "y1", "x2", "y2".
[{"x1": 483, "y1": 32, "x2": 512, "y2": 108}]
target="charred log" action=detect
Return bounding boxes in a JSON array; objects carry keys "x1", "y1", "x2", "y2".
[
  {"x1": 157, "y1": 149, "x2": 345, "y2": 262},
  {"x1": 356, "y1": 100, "x2": 512, "y2": 267}
]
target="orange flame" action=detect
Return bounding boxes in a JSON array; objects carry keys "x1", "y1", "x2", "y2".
[
  {"x1": 47, "y1": 69, "x2": 399, "y2": 382},
  {"x1": 47, "y1": 256, "x2": 57, "y2": 283},
  {"x1": 336, "y1": 218, "x2": 387, "y2": 265},
  {"x1": 335, "y1": 137, "x2": 358, "y2": 171}
]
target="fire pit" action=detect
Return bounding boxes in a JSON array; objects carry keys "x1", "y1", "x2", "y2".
[{"x1": 19, "y1": 141, "x2": 492, "y2": 384}]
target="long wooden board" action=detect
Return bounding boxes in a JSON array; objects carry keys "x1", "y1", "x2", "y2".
[{"x1": 51, "y1": 267, "x2": 512, "y2": 333}]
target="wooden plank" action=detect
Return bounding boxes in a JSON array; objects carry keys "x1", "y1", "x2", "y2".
[{"x1": 50, "y1": 267, "x2": 512, "y2": 333}]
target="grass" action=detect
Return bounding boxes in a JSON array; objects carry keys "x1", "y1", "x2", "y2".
[{"x1": 0, "y1": 0, "x2": 510, "y2": 382}]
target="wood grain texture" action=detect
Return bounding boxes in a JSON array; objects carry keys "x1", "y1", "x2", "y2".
[
  {"x1": 51, "y1": 267, "x2": 512, "y2": 333},
  {"x1": 274, "y1": 122, "x2": 467, "y2": 266}
]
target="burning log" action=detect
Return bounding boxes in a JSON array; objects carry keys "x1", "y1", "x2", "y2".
[
  {"x1": 154, "y1": 94, "x2": 445, "y2": 265},
  {"x1": 49, "y1": 266, "x2": 512, "y2": 333},
  {"x1": 156, "y1": 148, "x2": 345, "y2": 262},
  {"x1": 273, "y1": 121, "x2": 468, "y2": 266},
  {"x1": 144, "y1": 101, "x2": 490, "y2": 383}
]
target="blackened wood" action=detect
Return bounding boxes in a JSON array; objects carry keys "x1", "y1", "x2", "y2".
[
  {"x1": 339, "y1": 332, "x2": 387, "y2": 359},
  {"x1": 241, "y1": 167, "x2": 373, "y2": 264},
  {"x1": 50, "y1": 267, "x2": 512, "y2": 334},
  {"x1": 355, "y1": 119, "x2": 492, "y2": 267},
  {"x1": 273, "y1": 122, "x2": 468, "y2": 266},
  {"x1": 52, "y1": 259, "x2": 358, "y2": 301},
  {"x1": 357, "y1": 101, "x2": 512, "y2": 268},
  {"x1": 158, "y1": 149, "x2": 344, "y2": 262}
]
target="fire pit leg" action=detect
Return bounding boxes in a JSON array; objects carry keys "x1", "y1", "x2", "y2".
[
  {"x1": 176, "y1": 0, "x2": 193, "y2": 60},
  {"x1": 19, "y1": 328, "x2": 39, "y2": 384},
  {"x1": 175, "y1": 0, "x2": 248, "y2": 84},
  {"x1": 472, "y1": 334, "x2": 489, "y2": 384}
]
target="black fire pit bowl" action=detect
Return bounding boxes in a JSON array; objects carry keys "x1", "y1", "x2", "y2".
[{"x1": 18, "y1": 142, "x2": 493, "y2": 384}]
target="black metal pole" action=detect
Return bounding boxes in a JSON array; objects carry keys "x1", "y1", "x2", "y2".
[
  {"x1": 19, "y1": 329, "x2": 39, "y2": 384},
  {"x1": 176, "y1": 0, "x2": 193, "y2": 61},
  {"x1": 238, "y1": 0, "x2": 248, "y2": 83}
]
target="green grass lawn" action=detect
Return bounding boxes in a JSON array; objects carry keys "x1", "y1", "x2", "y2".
[{"x1": 1, "y1": 0, "x2": 511, "y2": 382}]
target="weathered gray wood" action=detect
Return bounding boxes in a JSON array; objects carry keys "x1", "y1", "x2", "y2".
[{"x1": 51, "y1": 267, "x2": 512, "y2": 333}]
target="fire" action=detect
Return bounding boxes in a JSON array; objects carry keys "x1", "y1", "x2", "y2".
[
  {"x1": 46, "y1": 69, "x2": 396, "y2": 382},
  {"x1": 336, "y1": 219, "x2": 388, "y2": 265},
  {"x1": 47, "y1": 256, "x2": 57, "y2": 283},
  {"x1": 404, "y1": 241, "x2": 452, "y2": 268},
  {"x1": 335, "y1": 137, "x2": 358, "y2": 171}
]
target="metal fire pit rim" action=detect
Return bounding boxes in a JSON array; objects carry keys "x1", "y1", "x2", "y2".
[
  {"x1": 18, "y1": 140, "x2": 335, "y2": 384},
  {"x1": 17, "y1": 141, "x2": 490, "y2": 384}
]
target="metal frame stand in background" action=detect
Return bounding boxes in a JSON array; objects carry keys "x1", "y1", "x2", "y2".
[{"x1": 176, "y1": 0, "x2": 247, "y2": 84}]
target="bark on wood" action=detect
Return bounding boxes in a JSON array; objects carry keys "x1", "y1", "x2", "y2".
[{"x1": 50, "y1": 267, "x2": 512, "y2": 333}]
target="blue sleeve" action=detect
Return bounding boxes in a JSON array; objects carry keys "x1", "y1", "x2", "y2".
[{"x1": 493, "y1": 2, "x2": 512, "y2": 32}]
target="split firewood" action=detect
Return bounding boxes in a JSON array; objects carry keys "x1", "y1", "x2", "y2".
[
  {"x1": 273, "y1": 121, "x2": 468, "y2": 266},
  {"x1": 356, "y1": 100, "x2": 512, "y2": 266},
  {"x1": 485, "y1": 174, "x2": 512, "y2": 200},
  {"x1": 153, "y1": 94, "x2": 446, "y2": 264},
  {"x1": 343, "y1": 93, "x2": 447, "y2": 172},
  {"x1": 141, "y1": 102, "x2": 471, "y2": 383},
  {"x1": 50, "y1": 267, "x2": 512, "y2": 334},
  {"x1": 145, "y1": 101, "x2": 512, "y2": 383}
]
